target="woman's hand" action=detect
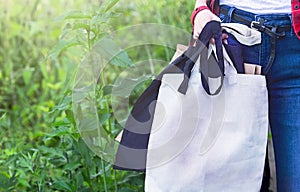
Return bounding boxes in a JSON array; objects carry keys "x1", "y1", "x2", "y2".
[
  {"x1": 193, "y1": 1, "x2": 228, "y2": 43},
  {"x1": 193, "y1": 9, "x2": 221, "y2": 40}
]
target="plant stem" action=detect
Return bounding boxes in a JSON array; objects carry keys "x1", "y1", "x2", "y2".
[
  {"x1": 113, "y1": 169, "x2": 118, "y2": 192},
  {"x1": 100, "y1": 68, "x2": 112, "y2": 133},
  {"x1": 145, "y1": 45, "x2": 155, "y2": 75},
  {"x1": 87, "y1": 19, "x2": 108, "y2": 192},
  {"x1": 88, "y1": 22, "x2": 91, "y2": 51},
  {"x1": 30, "y1": 0, "x2": 40, "y2": 20},
  {"x1": 101, "y1": 159, "x2": 108, "y2": 192}
]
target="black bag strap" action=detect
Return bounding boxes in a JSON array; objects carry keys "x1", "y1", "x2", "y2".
[
  {"x1": 178, "y1": 20, "x2": 224, "y2": 96},
  {"x1": 207, "y1": 0, "x2": 220, "y2": 15}
]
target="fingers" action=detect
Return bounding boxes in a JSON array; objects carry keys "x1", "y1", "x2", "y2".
[
  {"x1": 192, "y1": 9, "x2": 228, "y2": 45},
  {"x1": 209, "y1": 33, "x2": 228, "y2": 45},
  {"x1": 222, "y1": 33, "x2": 229, "y2": 44},
  {"x1": 193, "y1": 9, "x2": 220, "y2": 40}
]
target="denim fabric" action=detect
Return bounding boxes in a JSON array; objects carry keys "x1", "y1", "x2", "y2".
[
  {"x1": 221, "y1": 5, "x2": 300, "y2": 191},
  {"x1": 223, "y1": 33, "x2": 244, "y2": 73}
]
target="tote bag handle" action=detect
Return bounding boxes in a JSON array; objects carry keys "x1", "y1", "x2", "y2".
[{"x1": 178, "y1": 20, "x2": 224, "y2": 96}]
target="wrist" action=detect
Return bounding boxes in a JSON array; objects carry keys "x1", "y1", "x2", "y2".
[
  {"x1": 191, "y1": 5, "x2": 209, "y2": 27},
  {"x1": 195, "y1": 0, "x2": 207, "y2": 9}
]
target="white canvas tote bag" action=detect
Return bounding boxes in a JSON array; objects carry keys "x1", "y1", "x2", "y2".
[{"x1": 145, "y1": 43, "x2": 269, "y2": 192}]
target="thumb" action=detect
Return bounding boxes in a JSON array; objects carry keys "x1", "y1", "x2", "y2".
[{"x1": 193, "y1": 10, "x2": 220, "y2": 40}]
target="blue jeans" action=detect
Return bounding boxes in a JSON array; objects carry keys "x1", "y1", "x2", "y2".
[{"x1": 220, "y1": 5, "x2": 300, "y2": 191}]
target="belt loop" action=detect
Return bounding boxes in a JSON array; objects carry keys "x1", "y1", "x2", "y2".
[
  {"x1": 254, "y1": 14, "x2": 259, "y2": 22},
  {"x1": 288, "y1": 14, "x2": 294, "y2": 35},
  {"x1": 227, "y1": 7, "x2": 236, "y2": 23}
]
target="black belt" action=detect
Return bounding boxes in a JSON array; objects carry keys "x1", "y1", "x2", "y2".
[
  {"x1": 220, "y1": 8, "x2": 291, "y2": 38},
  {"x1": 220, "y1": 7, "x2": 291, "y2": 75}
]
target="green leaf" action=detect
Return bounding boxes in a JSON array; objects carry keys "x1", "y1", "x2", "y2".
[
  {"x1": 93, "y1": 37, "x2": 133, "y2": 68},
  {"x1": 0, "y1": 112, "x2": 7, "y2": 121},
  {"x1": 102, "y1": 85, "x2": 114, "y2": 96},
  {"x1": 47, "y1": 82, "x2": 62, "y2": 90},
  {"x1": 8, "y1": 21, "x2": 23, "y2": 38},
  {"x1": 77, "y1": 138, "x2": 89, "y2": 157},
  {"x1": 104, "y1": 0, "x2": 119, "y2": 12},
  {"x1": 38, "y1": 145, "x2": 65, "y2": 159},
  {"x1": 110, "y1": 51, "x2": 134, "y2": 67},
  {"x1": 22, "y1": 67, "x2": 34, "y2": 85},
  {"x1": 51, "y1": 119, "x2": 70, "y2": 127},
  {"x1": 50, "y1": 95, "x2": 72, "y2": 112},
  {"x1": 56, "y1": 10, "x2": 91, "y2": 21},
  {"x1": 0, "y1": 173, "x2": 10, "y2": 189},
  {"x1": 64, "y1": 161, "x2": 81, "y2": 171},
  {"x1": 43, "y1": 136, "x2": 61, "y2": 147},
  {"x1": 38, "y1": 59, "x2": 49, "y2": 79},
  {"x1": 78, "y1": 117, "x2": 99, "y2": 132},
  {"x1": 18, "y1": 156, "x2": 34, "y2": 173},
  {"x1": 52, "y1": 180, "x2": 73, "y2": 192},
  {"x1": 91, "y1": 15, "x2": 106, "y2": 26},
  {"x1": 118, "y1": 188, "x2": 136, "y2": 192},
  {"x1": 47, "y1": 126, "x2": 71, "y2": 137},
  {"x1": 65, "y1": 109, "x2": 75, "y2": 126},
  {"x1": 72, "y1": 23, "x2": 90, "y2": 31},
  {"x1": 112, "y1": 75, "x2": 152, "y2": 97},
  {"x1": 48, "y1": 39, "x2": 81, "y2": 58},
  {"x1": 17, "y1": 177, "x2": 31, "y2": 188},
  {"x1": 98, "y1": 0, "x2": 119, "y2": 14},
  {"x1": 90, "y1": 164, "x2": 111, "y2": 179},
  {"x1": 99, "y1": 113, "x2": 111, "y2": 124}
]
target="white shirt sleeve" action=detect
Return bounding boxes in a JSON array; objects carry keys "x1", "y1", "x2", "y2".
[{"x1": 220, "y1": 0, "x2": 291, "y2": 14}]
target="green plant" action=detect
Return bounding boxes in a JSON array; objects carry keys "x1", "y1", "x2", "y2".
[{"x1": 0, "y1": 0, "x2": 194, "y2": 191}]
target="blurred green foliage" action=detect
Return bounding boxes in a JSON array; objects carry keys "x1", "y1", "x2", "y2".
[{"x1": 0, "y1": 0, "x2": 194, "y2": 191}]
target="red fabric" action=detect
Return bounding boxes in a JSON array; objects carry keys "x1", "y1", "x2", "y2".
[
  {"x1": 292, "y1": 0, "x2": 300, "y2": 39},
  {"x1": 209, "y1": 0, "x2": 220, "y2": 15},
  {"x1": 190, "y1": 6, "x2": 209, "y2": 27}
]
